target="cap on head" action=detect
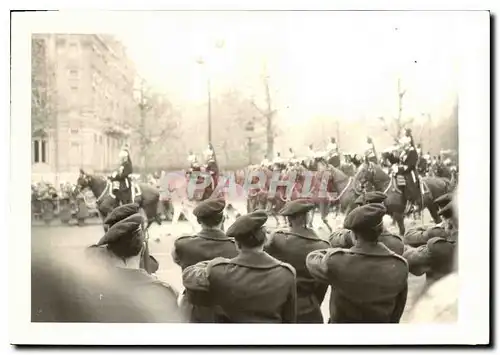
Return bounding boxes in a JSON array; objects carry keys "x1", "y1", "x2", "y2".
[
  {"x1": 226, "y1": 210, "x2": 268, "y2": 238},
  {"x1": 344, "y1": 203, "x2": 387, "y2": 232},
  {"x1": 96, "y1": 213, "x2": 144, "y2": 247},
  {"x1": 104, "y1": 203, "x2": 141, "y2": 228},
  {"x1": 279, "y1": 199, "x2": 315, "y2": 216},
  {"x1": 425, "y1": 226, "x2": 449, "y2": 240},
  {"x1": 193, "y1": 197, "x2": 226, "y2": 218},
  {"x1": 354, "y1": 191, "x2": 387, "y2": 206}
]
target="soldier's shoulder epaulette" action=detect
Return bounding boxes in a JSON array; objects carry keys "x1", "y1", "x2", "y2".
[
  {"x1": 152, "y1": 279, "x2": 179, "y2": 297},
  {"x1": 278, "y1": 261, "x2": 297, "y2": 277},
  {"x1": 388, "y1": 250, "x2": 409, "y2": 266},
  {"x1": 207, "y1": 257, "x2": 232, "y2": 272}
]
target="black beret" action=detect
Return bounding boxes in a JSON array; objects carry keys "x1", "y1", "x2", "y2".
[
  {"x1": 424, "y1": 226, "x2": 449, "y2": 240},
  {"x1": 279, "y1": 199, "x2": 315, "y2": 216},
  {"x1": 434, "y1": 193, "x2": 453, "y2": 208},
  {"x1": 226, "y1": 210, "x2": 268, "y2": 237},
  {"x1": 354, "y1": 191, "x2": 387, "y2": 206},
  {"x1": 97, "y1": 213, "x2": 144, "y2": 246},
  {"x1": 104, "y1": 203, "x2": 140, "y2": 227},
  {"x1": 438, "y1": 201, "x2": 455, "y2": 219},
  {"x1": 193, "y1": 197, "x2": 226, "y2": 218},
  {"x1": 344, "y1": 203, "x2": 387, "y2": 232}
]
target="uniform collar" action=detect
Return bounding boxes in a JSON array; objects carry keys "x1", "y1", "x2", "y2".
[
  {"x1": 198, "y1": 228, "x2": 231, "y2": 241},
  {"x1": 231, "y1": 250, "x2": 282, "y2": 269},
  {"x1": 349, "y1": 242, "x2": 394, "y2": 256},
  {"x1": 286, "y1": 227, "x2": 323, "y2": 241}
]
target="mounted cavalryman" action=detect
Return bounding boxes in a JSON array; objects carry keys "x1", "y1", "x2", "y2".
[{"x1": 110, "y1": 144, "x2": 134, "y2": 205}]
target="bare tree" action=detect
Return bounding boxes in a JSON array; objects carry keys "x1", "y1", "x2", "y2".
[
  {"x1": 251, "y1": 62, "x2": 278, "y2": 158},
  {"x1": 212, "y1": 89, "x2": 257, "y2": 167},
  {"x1": 31, "y1": 36, "x2": 56, "y2": 134},
  {"x1": 378, "y1": 78, "x2": 414, "y2": 143},
  {"x1": 135, "y1": 83, "x2": 180, "y2": 172}
]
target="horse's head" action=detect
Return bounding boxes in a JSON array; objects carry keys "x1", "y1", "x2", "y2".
[{"x1": 75, "y1": 169, "x2": 91, "y2": 194}]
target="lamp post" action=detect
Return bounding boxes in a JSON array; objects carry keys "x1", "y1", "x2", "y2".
[{"x1": 196, "y1": 40, "x2": 225, "y2": 146}]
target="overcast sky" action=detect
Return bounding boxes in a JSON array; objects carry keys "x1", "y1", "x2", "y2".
[{"x1": 111, "y1": 11, "x2": 460, "y2": 125}]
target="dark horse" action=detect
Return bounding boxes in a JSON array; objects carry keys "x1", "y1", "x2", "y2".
[
  {"x1": 356, "y1": 161, "x2": 453, "y2": 236},
  {"x1": 76, "y1": 169, "x2": 161, "y2": 229},
  {"x1": 302, "y1": 159, "x2": 366, "y2": 232},
  {"x1": 76, "y1": 169, "x2": 162, "y2": 275}
]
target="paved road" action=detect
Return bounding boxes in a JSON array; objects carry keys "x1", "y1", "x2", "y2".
[{"x1": 32, "y1": 213, "x2": 427, "y2": 323}]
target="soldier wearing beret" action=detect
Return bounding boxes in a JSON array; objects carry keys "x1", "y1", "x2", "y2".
[
  {"x1": 264, "y1": 199, "x2": 330, "y2": 323},
  {"x1": 403, "y1": 193, "x2": 458, "y2": 288},
  {"x1": 306, "y1": 203, "x2": 409, "y2": 323},
  {"x1": 97, "y1": 203, "x2": 159, "y2": 274},
  {"x1": 182, "y1": 210, "x2": 297, "y2": 323},
  {"x1": 329, "y1": 192, "x2": 404, "y2": 255},
  {"x1": 403, "y1": 193, "x2": 457, "y2": 247},
  {"x1": 85, "y1": 209, "x2": 182, "y2": 321},
  {"x1": 172, "y1": 197, "x2": 238, "y2": 323}
]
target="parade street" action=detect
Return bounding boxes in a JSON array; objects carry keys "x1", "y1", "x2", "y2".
[{"x1": 32, "y1": 214, "x2": 427, "y2": 323}]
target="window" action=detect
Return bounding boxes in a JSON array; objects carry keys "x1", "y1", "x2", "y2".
[
  {"x1": 69, "y1": 69, "x2": 79, "y2": 76},
  {"x1": 33, "y1": 139, "x2": 47, "y2": 163},
  {"x1": 70, "y1": 128, "x2": 79, "y2": 134},
  {"x1": 71, "y1": 85, "x2": 78, "y2": 91}
]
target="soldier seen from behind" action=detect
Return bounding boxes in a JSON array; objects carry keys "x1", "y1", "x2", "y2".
[
  {"x1": 265, "y1": 199, "x2": 331, "y2": 323},
  {"x1": 172, "y1": 197, "x2": 238, "y2": 322},
  {"x1": 182, "y1": 210, "x2": 297, "y2": 323},
  {"x1": 328, "y1": 191, "x2": 404, "y2": 255},
  {"x1": 403, "y1": 193, "x2": 458, "y2": 289},
  {"x1": 306, "y1": 203, "x2": 409, "y2": 323}
]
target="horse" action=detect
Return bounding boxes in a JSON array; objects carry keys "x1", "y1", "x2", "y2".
[
  {"x1": 76, "y1": 169, "x2": 161, "y2": 230},
  {"x1": 304, "y1": 159, "x2": 366, "y2": 232},
  {"x1": 355, "y1": 161, "x2": 453, "y2": 236}
]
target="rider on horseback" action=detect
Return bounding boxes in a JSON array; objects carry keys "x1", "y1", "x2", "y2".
[
  {"x1": 110, "y1": 144, "x2": 133, "y2": 205},
  {"x1": 327, "y1": 137, "x2": 338, "y2": 157},
  {"x1": 365, "y1": 136, "x2": 378, "y2": 164},
  {"x1": 398, "y1": 129, "x2": 420, "y2": 213}
]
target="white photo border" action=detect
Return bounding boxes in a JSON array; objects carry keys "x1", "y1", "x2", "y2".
[{"x1": 9, "y1": 9, "x2": 490, "y2": 346}]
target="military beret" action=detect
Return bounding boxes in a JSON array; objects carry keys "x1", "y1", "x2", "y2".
[
  {"x1": 354, "y1": 191, "x2": 387, "y2": 206},
  {"x1": 279, "y1": 199, "x2": 315, "y2": 216},
  {"x1": 97, "y1": 213, "x2": 144, "y2": 246},
  {"x1": 193, "y1": 197, "x2": 226, "y2": 218},
  {"x1": 226, "y1": 210, "x2": 268, "y2": 237},
  {"x1": 104, "y1": 203, "x2": 140, "y2": 227},
  {"x1": 434, "y1": 193, "x2": 453, "y2": 208},
  {"x1": 424, "y1": 226, "x2": 448, "y2": 240},
  {"x1": 344, "y1": 203, "x2": 387, "y2": 232},
  {"x1": 438, "y1": 201, "x2": 455, "y2": 219}
]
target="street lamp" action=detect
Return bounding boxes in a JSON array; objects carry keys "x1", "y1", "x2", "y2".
[{"x1": 196, "y1": 40, "x2": 225, "y2": 146}]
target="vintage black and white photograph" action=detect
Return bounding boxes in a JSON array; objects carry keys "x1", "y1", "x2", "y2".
[{"x1": 9, "y1": 9, "x2": 490, "y2": 345}]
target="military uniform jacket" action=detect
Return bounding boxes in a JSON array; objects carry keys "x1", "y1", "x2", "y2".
[
  {"x1": 115, "y1": 159, "x2": 133, "y2": 181},
  {"x1": 328, "y1": 228, "x2": 404, "y2": 256},
  {"x1": 173, "y1": 229, "x2": 238, "y2": 322},
  {"x1": 306, "y1": 244, "x2": 409, "y2": 323},
  {"x1": 265, "y1": 228, "x2": 331, "y2": 322},
  {"x1": 403, "y1": 224, "x2": 457, "y2": 286},
  {"x1": 183, "y1": 251, "x2": 297, "y2": 323},
  {"x1": 172, "y1": 229, "x2": 238, "y2": 270}
]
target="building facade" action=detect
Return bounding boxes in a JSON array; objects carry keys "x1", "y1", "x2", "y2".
[{"x1": 31, "y1": 34, "x2": 138, "y2": 184}]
